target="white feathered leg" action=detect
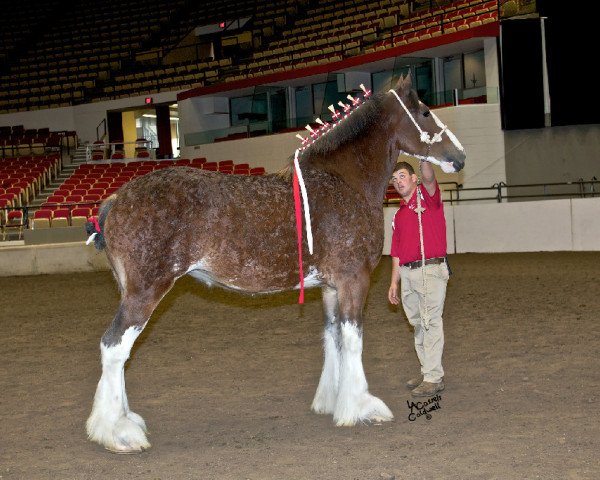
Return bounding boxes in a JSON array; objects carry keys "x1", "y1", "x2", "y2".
[
  {"x1": 311, "y1": 323, "x2": 340, "y2": 414},
  {"x1": 86, "y1": 326, "x2": 150, "y2": 453},
  {"x1": 333, "y1": 322, "x2": 394, "y2": 426},
  {"x1": 312, "y1": 286, "x2": 341, "y2": 414}
]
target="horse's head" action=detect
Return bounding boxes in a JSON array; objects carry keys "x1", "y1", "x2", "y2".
[{"x1": 390, "y1": 74, "x2": 466, "y2": 173}]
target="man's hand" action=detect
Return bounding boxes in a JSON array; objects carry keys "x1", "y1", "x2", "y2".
[
  {"x1": 389, "y1": 256, "x2": 401, "y2": 305},
  {"x1": 388, "y1": 283, "x2": 400, "y2": 305}
]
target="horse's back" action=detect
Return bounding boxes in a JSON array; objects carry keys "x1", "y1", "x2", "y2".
[{"x1": 102, "y1": 167, "x2": 303, "y2": 292}]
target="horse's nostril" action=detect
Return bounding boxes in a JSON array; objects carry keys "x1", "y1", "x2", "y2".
[{"x1": 453, "y1": 159, "x2": 465, "y2": 172}]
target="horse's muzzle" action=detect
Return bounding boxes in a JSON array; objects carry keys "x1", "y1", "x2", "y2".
[
  {"x1": 449, "y1": 151, "x2": 466, "y2": 173},
  {"x1": 452, "y1": 157, "x2": 465, "y2": 172}
]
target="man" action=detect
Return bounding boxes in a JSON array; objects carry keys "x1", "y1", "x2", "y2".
[{"x1": 388, "y1": 160, "x2": 449, "y2": 397}]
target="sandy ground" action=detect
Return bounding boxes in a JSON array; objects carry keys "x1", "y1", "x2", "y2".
[{"x1": 0, "y1": 252, "x2": 599, "y2": 480}]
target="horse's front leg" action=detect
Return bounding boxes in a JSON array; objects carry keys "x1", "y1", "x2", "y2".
[
  {"x1": 312, "y1": 285, "x2": 341, "y2": 415},
  {"x1": 333, "y1": 272, "x2": 394, "y2": 426}
]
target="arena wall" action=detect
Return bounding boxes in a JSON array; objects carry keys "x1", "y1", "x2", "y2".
[
  {"x1": 383, "y1": 196, "x2": 600, "y2": 256},
  {"x1": 0, "y1": 242, "x2": 110, "y2": 276}
]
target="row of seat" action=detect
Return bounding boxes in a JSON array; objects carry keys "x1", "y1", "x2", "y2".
[
  {"x1": 233, "y1": 0, "x2": 497, "y2": 86},
  {"x1": 2, "y1": 139, "x2": 259, "y2": 237},
  {"x1": 0, "y1": 0, "x2": 302, "y2": 112},
  {"x1": 366, "y1": 8, "x2": 498, "y2": 54},
  {"x1": 38, "y1": 158, "x2": 265, "y2": 211},
  {"x1": 1, "y1": 206, "x2": 97, "y2": 240},
  {"x1": 1, "y1": 0, "x2": 500, "y2": 113},
  {"x1": 35, "y1": 207, "x2": 96, "y2": 228},
  {"x1": 0, "y1": 155, "x2": 62, "y2": 205}
]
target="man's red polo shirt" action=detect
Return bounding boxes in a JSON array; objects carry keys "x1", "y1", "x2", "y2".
[{"x1": 390, "y1": 182, "x2": 447, "y2": 265}]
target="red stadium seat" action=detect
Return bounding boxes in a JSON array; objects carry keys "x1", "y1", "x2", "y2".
[
  {"x1": 66, "y1": 194, "x2": 83, "y2": 204},
  {"x1": 83, "y1": 194, "x2": 101, "y2": 203},
  {"x1": 3, "y1": 210, "x2": 24, "y2": 240},
  {"x1": 52, "y1": 208, "x2": 70, "y2": 228},
  {"x1": 32, "y1": 209, "x2": 53, "y2": 229},
  {"x1": 71, "y1": 207, "x2": 91, "y2": 227}
]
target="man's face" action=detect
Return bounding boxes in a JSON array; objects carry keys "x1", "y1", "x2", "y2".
[{"x1": 391, "y1": 168, "x2": 417, "y2": 200}]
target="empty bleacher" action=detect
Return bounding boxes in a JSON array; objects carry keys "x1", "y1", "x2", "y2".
[
  {"x1": 1, "y1": 154, "x2": 266, "y2": 238},
  {"x1": 0, "y1": 0, "x2": 501, "y2": 113}
]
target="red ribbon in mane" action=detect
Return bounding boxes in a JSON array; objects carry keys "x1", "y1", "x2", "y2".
[{"x1": 292, "y1": 167, "x2": 305, "y2": 304}]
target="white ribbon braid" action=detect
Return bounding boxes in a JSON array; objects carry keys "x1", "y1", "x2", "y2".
[{"x1": 294, "y1": 148, "x2": 313, "y2": 255}]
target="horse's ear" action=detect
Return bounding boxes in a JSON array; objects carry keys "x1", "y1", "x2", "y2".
[{"x1": 394, "y1": 73, "x2": 413, "y2": 96}]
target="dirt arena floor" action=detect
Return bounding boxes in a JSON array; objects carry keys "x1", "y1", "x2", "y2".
[{"x1": 1, "y1": 252, "x2": 599, "y2": 479}]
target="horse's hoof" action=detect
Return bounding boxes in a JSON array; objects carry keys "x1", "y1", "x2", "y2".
[
  {"x1": 333, "y1": 393, "x2": 394, "y2": 426},
  {"x1": 368, "y1": 413, "x2": 394, "y2": 423},
  {"x1": 105, "y1": 445, "x2": 147, "y2": 455}
]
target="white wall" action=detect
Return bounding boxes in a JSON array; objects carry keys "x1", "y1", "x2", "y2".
[
  {"x1": 0, "y1": 105, "x2": 76, "y2": 132},
  {"x1": 451, "y1": 199, "x2": 572, "y2": 252},
  {"x1": 435, "y1": 103, "x2": 505, "y2": 189},
  {"x1": 383, "y1": 196, "x2": 600, "y2": 256},
  {"x1": 569, "y1": 198, "x2": 600, "y2": 251},
  {"x1": 181, "y1": 130, "x2": 300, "y2": 171}
]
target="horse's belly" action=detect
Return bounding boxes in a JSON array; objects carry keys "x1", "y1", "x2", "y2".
[{"x1": 185, "y1": 261, "x2": 322, "y2": 294}]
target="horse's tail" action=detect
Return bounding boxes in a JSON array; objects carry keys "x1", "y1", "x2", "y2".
[{"x1": 85, "y1": 195, "x2": 116, "y2": 251}]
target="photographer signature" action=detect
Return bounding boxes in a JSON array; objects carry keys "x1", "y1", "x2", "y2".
[{"x1": 407, "y1": 394, "x2": 442, "y2": 421}]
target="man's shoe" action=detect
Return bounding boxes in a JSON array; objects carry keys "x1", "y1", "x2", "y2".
[
  {"x1": 411, "y1": 380, "x2": 445, "y2": 397},
  {"x1": 406, "y1": 377, "x2": 423, "y2": 389}
]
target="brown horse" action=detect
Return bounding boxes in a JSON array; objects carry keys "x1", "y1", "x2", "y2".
[{"x1": 86, "y1": 74, "x2": 465, "y2": 453}]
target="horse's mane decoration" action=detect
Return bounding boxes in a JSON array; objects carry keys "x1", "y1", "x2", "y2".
[{"x1": 295, "y1": 84, "x2": 372, "y2": 153}]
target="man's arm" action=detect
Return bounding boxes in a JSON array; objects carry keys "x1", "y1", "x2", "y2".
[{"x1": 420, "y1": 160, "x2": 437, "y2": 196}]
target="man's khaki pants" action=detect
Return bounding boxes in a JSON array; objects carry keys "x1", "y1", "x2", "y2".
[{"x1": 400, "y1": 262, "x2": 449, "y2": 383}]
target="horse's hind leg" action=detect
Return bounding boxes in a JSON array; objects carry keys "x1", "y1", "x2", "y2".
[
  {"x1": 312, "y1": 286, "x2": 341, "y2": 415},
  {"x1": 87, "y1": 273, "x2": 174, "y2": 453}
]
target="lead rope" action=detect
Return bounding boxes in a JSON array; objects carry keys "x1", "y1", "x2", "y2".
[{"x1": 415, "y1": 183, "x2": 431, "y2": 331}]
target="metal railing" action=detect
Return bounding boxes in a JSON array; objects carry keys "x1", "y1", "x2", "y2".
[
  {"x1": 443, "y1": 179, "x2": 600, "y2": 205},
  {"x1": 85, "y1": 140, "x2": 154, "y2": 161},
  {"x1": 1, "y1": 202, "x2": 101, "y2": 241}
]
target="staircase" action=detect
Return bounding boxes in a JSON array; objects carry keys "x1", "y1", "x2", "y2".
[{"x1": 29, "y1": 145, "x2": 87, "y2": 208}]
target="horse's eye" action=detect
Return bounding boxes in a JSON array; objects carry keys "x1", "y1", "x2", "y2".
[{"x1": 423, "y1": 110, "x2": 430, "y2": 117}]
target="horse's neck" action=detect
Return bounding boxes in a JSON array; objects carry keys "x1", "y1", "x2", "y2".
[{"x1": 309, "y1": 131, "x2": 399, "y2": 206}]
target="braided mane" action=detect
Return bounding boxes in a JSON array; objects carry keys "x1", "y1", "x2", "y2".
[{"x1": 299, "y1": 92, "x2": 386, "y2": 158}]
